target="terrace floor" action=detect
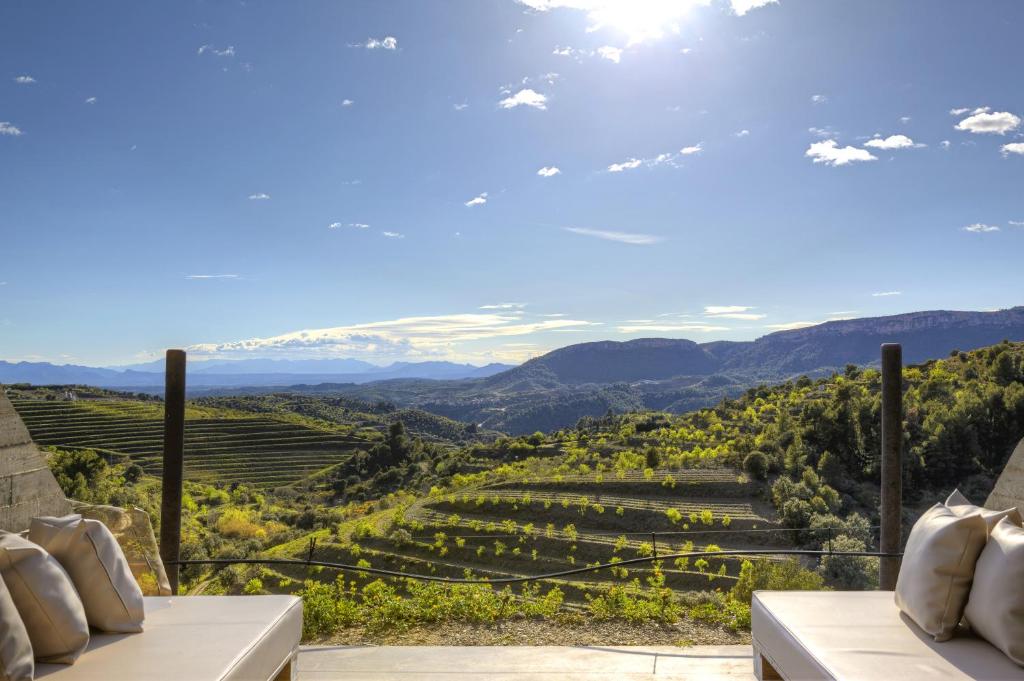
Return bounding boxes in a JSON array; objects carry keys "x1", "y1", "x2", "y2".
[{"x1": 297, "y1": 645, "x2": 755, "y2": 680}]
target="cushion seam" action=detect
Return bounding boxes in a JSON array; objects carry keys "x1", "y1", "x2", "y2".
[
  {"x1": 938, "y1": 525, "x2": 978, "y2": 638},
  {"x1": 84, "y1": 530, "x2": 133, "y2": 621}
]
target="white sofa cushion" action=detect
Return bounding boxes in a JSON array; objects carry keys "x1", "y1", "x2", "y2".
[
  {"x1": 35, "y1": 595, "x2": 302, "y2": 681},
  {"x1": 0, "y1": 531, "x2": 90, "y2": 664},
  {"x1": 753, "y1": 590, "x2": 1024, "y2": 680},
  {"x1": 964, "y1": 517, "x2": 1024, "y2": 666},
  {"x1": 0, "y1": 571, "x2": 34, "y2": 681},
  {"x1": 30, "y1": 514, "x2": 145, "y2": 633},
  {"x1": 947, "y1": 489, "x2": 1022, "y2": 533},
  {"x1": 895, "y1": 503, "x2": 987, "y2": 641}
]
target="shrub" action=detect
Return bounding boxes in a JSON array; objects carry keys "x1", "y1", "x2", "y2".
[{"x1": 743, "y1": 451, "x2": 769, "y2": 481}]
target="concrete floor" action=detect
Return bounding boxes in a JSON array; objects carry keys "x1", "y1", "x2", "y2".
[{"x1": 297, "y1": 645, "x2": 755, "y2": 680}]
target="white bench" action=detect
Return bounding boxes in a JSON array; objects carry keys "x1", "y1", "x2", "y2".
[
  {"x1": 752, "y1": 590, "x2": 1024, "y2": 680},
  {"x1": 35, "y1": 595, "x2": 302, "y2": 681}
]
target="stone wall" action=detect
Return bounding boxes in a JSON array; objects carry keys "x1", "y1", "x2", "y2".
[
  {"x1": 0, "y1": 391, "x2": 70, "y2": 531},
  {"x1": 986, "y1": 437, "x2": 1024, "y2": 516}
]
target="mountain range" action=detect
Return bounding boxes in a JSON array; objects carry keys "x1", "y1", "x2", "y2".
[{"x1": 4, "y1": 306, "x2": 1023, "y2": 433}]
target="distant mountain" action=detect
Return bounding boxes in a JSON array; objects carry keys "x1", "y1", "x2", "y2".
[{"x1": 1, "y1": 358, "x2": 515, "y2": 388}]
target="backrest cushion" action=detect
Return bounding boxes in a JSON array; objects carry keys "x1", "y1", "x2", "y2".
[
  {"x1": 946, "y1": 489, "x2": 1023, "y2": 533},
  {"x1": 0, "y1": 531, "x2": 89, "y2": 664},
  {"x1": 30, "y1": 514, "x2": 145, "y2": 633},
  {"x1": 0, "y1": 571, "x2": 33, "y2": 681},
  {"x1": 964, "y1": 517, "x2": 1024, "y2": 666},
  {"x1": 894, "y1": 503, "x2": 987, "y2": 641}
]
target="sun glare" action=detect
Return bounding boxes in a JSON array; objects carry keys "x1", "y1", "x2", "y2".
[{"x1": 583, "y1": 0, "x2": 705, "y2": 45}]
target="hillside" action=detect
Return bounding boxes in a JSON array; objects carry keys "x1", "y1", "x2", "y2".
[{"x1": 289, "y1": 307, "x2": 1024, "y2": 433}]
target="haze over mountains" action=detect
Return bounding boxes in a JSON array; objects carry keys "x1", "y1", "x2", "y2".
[{"x1": 3, "y1": 307, "x2": 1023, "y2": 433}]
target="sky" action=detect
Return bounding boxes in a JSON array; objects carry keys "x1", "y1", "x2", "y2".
[{"x1": 1, "y1": 0, "x2": 1023, "y2": 367}]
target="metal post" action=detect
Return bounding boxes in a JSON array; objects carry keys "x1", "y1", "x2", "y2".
[
  {"x1": 160, "y1": 349, "x2": 186, "y2": 595},
  {"x1": 879, "y1": 343, "x2": 903, "y2": 590}
]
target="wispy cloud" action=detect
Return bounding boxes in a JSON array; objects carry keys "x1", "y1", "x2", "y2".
[
  {"x1": 805, "y1": 139, "x2": 876, "y2": 166},
  {"x1": 872, "y1": 291, "x2": 902, "y2": 297},
  {"x1": 499, "y1": 88, "x2": 547, "y2": 110},
  {"x1": 328, "y1": 222, "x2": 370, "y2": 230},
  {"x1": 84, "y1": 96, "x2": 97, "y2": 104},
  {"x1": 766, "y1": 321, "x2": 818, "y2": 331},
  {"x1": 863, "y1": 134, "x2": 924, "y2": 150},
  {"x1": 186, "y1": 312, "x2": 598, "y2": 362},
  {"x1": 731, "y1": 0, "x2": 779, "y2": 16},
  {"x1": 465, "y1": 192, "x2": 488, "y2": 207},
  {"x1": 963, "y1": 223, "x2": 999, "y2": 233},
  {"x1": 607, "y1": 144, "x2": 701, "y2": 172},
  {"x1": 0, "y1": 122, "x2": 23, "y2": 137},
  {"x1": 382, "y1": 231, "x2": 404, "y2": 239},
  {"x1": 480, "y1": 302, "x2": 526, "y2": 310},
  {"x1": 955, "y1": 109, "x2": 1021, "y2": 135},
  {"x1": 617, "y1": 322, "x2": 729, "y2": 334},
  {"x1": 453, "y1": 102, "x2": 469, "y2": 111},
  {"x1": 197, "y1": 45, "x2": 235, "y2": 57},
  {"x1": 353, "y1": 36, "x2": 398, "y2": 50},
  {"x1": 14, "y1": 75, "x2": 36, "y2": 84},
  {"x1": 248, "y1": 193, "x2": 270, "y2": 200},
  {"x1": 734, "y1": 129, "x2": 750, "y2": 138},
  {"x1": 564, "y1": 227, "x2": 662, "y2": 245},
  {"x1": 186, "y1": 274, "x2": 239, "y2": 280},
  {"x1": 537, "y1": 166, "x2": 561, "y2": 177},
  {"x1": 341, "y1": 99, "x2": 354, "y2": 107},
  {"x1": 703, "y1": 305, "x2": 765, "y2": 320},
  {"x1": 597, "y1": 45, "x2": 623, "y2": 63},
  {"x1": 808, "y1": 126, "x2": 838, "y2": 139},
  {"x1": 811, "y1": 94, "x2": 828, "y2": 104}
]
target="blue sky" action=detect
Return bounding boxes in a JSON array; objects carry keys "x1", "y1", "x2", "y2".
[{"x1": 2, "y1": 0, "x2": 1022, "y2": 367}]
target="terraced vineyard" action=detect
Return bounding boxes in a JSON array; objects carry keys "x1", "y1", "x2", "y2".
[
  {"x1": 272, "y1": 465, "x2": 790, "y2": 608},
  {"x1": 10, "y1": 397, "x2": 368, "y2": 488}
]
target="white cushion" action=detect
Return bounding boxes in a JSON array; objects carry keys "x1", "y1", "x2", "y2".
[
  {"x1": 35, "y1": 596, "x2": 302, "y2": 681},
  {"x1": 964, "y1": 517, "x2": 1024, "y2": 666},
  {"x1": 895, "y1": 503, "x2": 987, "y2": 641},
  {"x1": 0, "y1": 531, "x2": 89, "y2": 664},
  {"x1": 753, "y1": 590, "x2": 1024, "y2": 680},
  {"x1": 0, "y1": 571, "x2": 34, "y2": 681},
  {"x1": 946, "y1": 489, "x2": 1022, "y2": 533},
  {"x1": 30, "y1": 514, "x2": 145, "y2": 633}
]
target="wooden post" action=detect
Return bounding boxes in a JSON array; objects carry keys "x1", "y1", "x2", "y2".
[
  {"x1": 879, "y1": 343, "x2": 903, "y2": 590},
  {"x1": 159, "y1": 349, "x2": 186, "y2": 595}
]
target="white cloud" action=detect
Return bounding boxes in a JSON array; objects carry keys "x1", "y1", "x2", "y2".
[
  {"x1": 872, "y1": 291, "x2": 902, "y2": 297},
  {"x1": 329, "y1": 222, "x2": 370, "y2": 230},
  {"x1": 537, "y1": 166, "x2": 561, "y2": 177},
  {"x1": 597, "y1": 45, "x2": 622, "y2": 63},
  {"x1": 0, "y1": 122, "x2": 23, "y2": 136},
  {"x1": 730, "y1": 0, "x2": 778, "y2": 15},
  {"x1": 679, "y1": 143, "x2": 703, "y2": 155},
  {"x1": 955, "y1": 110, "x2": 1021, "y2": 135},
  {"x1": 480, "y1": 303, "x2": 527, "y2": 310},
  {"x1": 900, "y1": 116, "x2": 912, "y2": 124},
  {"x1": 382, "y1": 231, "x2": 404, "y2": 239},
  {"x1": 186, "y1": 312, "x2": 598, "y2": 362},
  {"x1": 940, "y1": 140, "x2": 951, "y2": 149},
  {"x1": 951, "y1": 106, "x2": 990, "y2": 116},
  {"x1": 617, "y1": 322, "x2": 729, "y2": 333},
  {"x1": 1009, "y1": 220, "x2": 1024, "y2": 227},
  {"x1": 84, "y1": 96, "x2": 97, "y2": 104},
  {"x1": 465, "y1": 192, "x2": 488, "y2": 207},
  {"x1": 359, "y1": 36, "x2": 398, "y2": 50},
  {"x1": 14, "y1": 75, "x2": 36, "y2": 84},
  {"x1": 499, "y1": 88, "x2": 547, "y2": 110},
  {"x1": 564, "y1": 227, "x2": 662, "y2": 245},
  {"x1": 734, "y1": 129, "x2": 750, "y2": 137},
  {"x1": 808, "y1": 126, "x2": 837, "y2": 139},
  {"x1": 704, "y1": 305, "x2": 749, "y2": 315},
  {"x1": 341, "y1": 99, "x2": 354, "y2": 107},
  {"x1": 811, "y1": 94, "x2": 828, "y2": 104},
  {"x1": 553, "y1": 46, "x2": 575, "y2": 57},
  {"x1": 453, "y1": 102, "x2": 469, "y2": 111},
  {"x1": 197, "y1": 45, "x2": 235, "y2": 57},
  {"x1": 963, "y1": 223, "x2": 999, "y2": 233},
  {"x1": 607, "y1": 158, "x2": 643, "y2": 172},
  {"x1": 863, "y1": 134, "x2": 923, "y2": 150},
  {"x1": 1001, "y1": 143, "x2": 1024, "y2": 157},
  {"x1": 248, "y1": 193, "x2": 270, "y2": 200},
  {"x1": 766, "y1": 321, "x2": 818, "y2": 331},
  {"x1": 186, "y1": 274, "x2": 239, "y2": 280},
  {"x1": 805, "y1": 139, "x2": 877, "y2": 166}
]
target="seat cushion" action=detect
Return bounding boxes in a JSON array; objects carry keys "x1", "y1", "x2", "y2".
[
  {"x1": 30, "y1": 514, "x2": 146, "y2": 633},
  {"x1": 753, "y1": 590, "x2": 1024, "y2": 680},
  {"x1": 35, "y1": 596, "x2": 301, "y2": 681}
]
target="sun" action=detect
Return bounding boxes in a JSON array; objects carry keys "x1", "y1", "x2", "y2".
[{"x1": 583, "y1": 0, "x2": 706, "y2": 46}]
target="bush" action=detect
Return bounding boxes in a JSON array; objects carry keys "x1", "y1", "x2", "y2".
[{"x1": 743, "y1": 451, "x2": 769, "y2": 481}]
